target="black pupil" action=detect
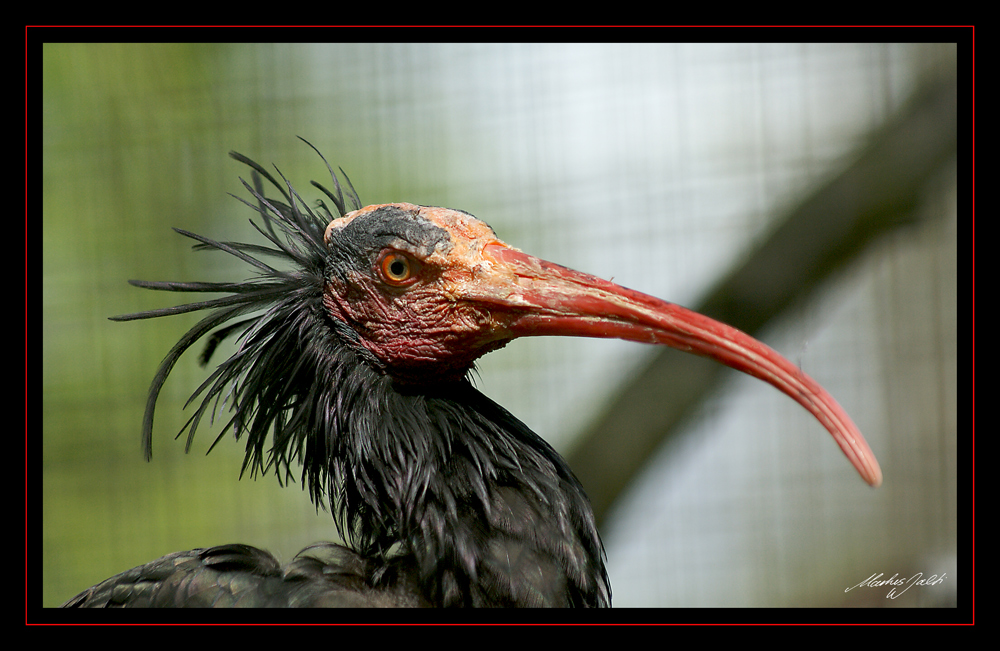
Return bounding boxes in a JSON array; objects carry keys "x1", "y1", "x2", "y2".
[{"x1": 389, "y1": 258, "x2": 407, "y2": 278}]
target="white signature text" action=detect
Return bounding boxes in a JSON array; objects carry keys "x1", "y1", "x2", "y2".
[{"x1": 845, "y1": 572, "x2": 948, "y2": 600}]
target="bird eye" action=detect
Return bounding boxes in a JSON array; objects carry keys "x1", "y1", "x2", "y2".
[{"x1": 378, "y1": 251, "x2": 419, "y2": 286}]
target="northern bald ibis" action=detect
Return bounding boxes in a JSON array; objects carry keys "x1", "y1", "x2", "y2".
[{"x1": 63, "y1": 141, "x2": 881, "y2": 608}]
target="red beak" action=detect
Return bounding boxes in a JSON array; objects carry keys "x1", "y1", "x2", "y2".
[{"x1": 480, "y1": 243, "x2": 882, "y2": 487}]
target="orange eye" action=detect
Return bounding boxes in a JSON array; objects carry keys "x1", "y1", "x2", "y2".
[{"x1": 378, "y1": 251, "x2": 419, "y2": 286}]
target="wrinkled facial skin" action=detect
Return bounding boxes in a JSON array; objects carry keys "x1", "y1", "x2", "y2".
[{"x1": 322, "y1": 203, "x2": 522, "y2": 383}]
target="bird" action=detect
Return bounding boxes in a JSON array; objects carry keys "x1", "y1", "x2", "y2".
[{"x1": 63, "y1": 139, "x2": 882, "y2": 608}]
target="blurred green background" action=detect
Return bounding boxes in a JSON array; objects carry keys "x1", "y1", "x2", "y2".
[{"x1": 42, "y1": 42, "x2": 959, "y2": 609}]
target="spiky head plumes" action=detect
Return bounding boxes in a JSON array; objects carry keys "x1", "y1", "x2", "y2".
[{"x1": 111, "y1": 139, "x2": 370, "y2": 520}]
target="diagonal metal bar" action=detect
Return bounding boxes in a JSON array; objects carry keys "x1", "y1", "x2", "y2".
[{"x1": 568, "y1": 74, "x2": 958, "y2": 524}]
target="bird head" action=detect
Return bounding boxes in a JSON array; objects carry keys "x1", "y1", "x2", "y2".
[
  {"x1": 319, "y1": 203, "x2": 516, "y2": 383},
  {"x1": 318, "y1": 201, "x2": 881, "y2": 488},
  {"x1": 115, "y1": 142, "x2": 881, "y2": 495}
]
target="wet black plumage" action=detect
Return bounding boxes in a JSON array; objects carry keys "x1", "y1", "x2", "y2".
[{"x1": 65, "y1": 142, "x2": 608, "y2": 608}]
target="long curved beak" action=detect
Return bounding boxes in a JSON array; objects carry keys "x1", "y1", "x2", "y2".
[{"x1": 478, "y1": 243, "x2": 882, "y2": 487}]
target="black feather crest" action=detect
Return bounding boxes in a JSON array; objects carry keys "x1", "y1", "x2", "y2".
[{"x1": 110, "y1": 141, "x2": 364, "y2": 500}]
